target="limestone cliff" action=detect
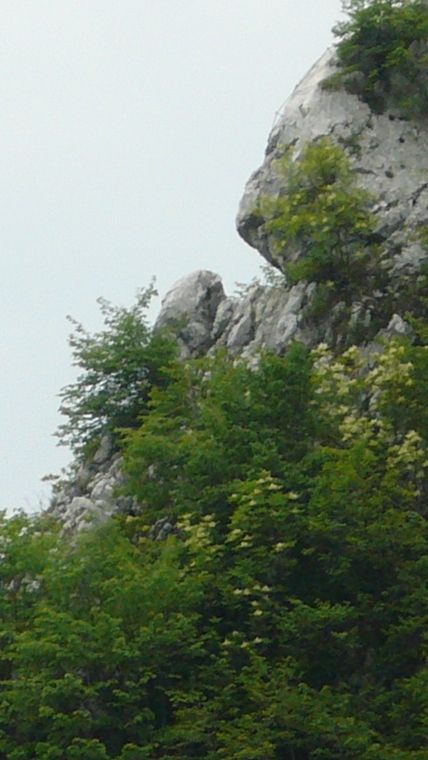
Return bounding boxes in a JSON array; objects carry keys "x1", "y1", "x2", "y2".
[
  {"x1": 50, "y1": 45, "x2": 428, "y2": 532},
  {"x1": 151, "y1": 47, "x2": 428, "y2": 359},
  {"x1": 237, "y1": 48, "x2": 428, "y2": 271},
  {"x1": 235, "y1": 47, "x2": 428, "y2": 348}
]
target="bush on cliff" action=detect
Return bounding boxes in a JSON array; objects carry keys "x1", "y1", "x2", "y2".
[
  {"x1": 56, "y1": 283, "x2": 177, "y2": 457},
  {"x1": 255, "y1": 138, "x2": 380, "y2": 300},
  {"x1": 326, "y1": 0, "x2": 428, "y2": 118}
]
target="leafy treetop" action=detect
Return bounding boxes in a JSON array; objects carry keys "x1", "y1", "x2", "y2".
[{"x1": 56, "y1": 283, "x2": 177, "y2": 457}]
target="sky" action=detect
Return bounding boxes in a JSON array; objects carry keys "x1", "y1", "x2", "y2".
[{"x1": 0, "y1": 0, "x2": 342, "y2": 513}]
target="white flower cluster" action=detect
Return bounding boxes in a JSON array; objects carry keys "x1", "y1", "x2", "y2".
[
  {"x1": 177, "y1": 513, "x2": 217, "y2": 555},
  {"x1": 312, "y1": 339, "x2": 428, "y2": 493},
  {"x1": 230, "y1": 582, "x2": 271, "y2": 619},
  {"x1": 312, "y1": 340, "x2": 415, "y2": 448},
  {"x1": 387, "y1": 430, "x2": 428, "y2": 479}
]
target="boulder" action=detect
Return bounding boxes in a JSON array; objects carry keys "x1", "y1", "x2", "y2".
[{"x1": 154, "y1": 270, "x2": 225, "y2": 358}]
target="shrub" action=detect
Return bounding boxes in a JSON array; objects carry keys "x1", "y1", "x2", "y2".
[
  {"x1": 56, "y1": 283, "x2": 177, "y2": 456},
  {"x1": 327, "y1": 0, "x2": 428, "y2": 118},
  {"x1": 255, "y1": 138, "x2": 379, "y2": 297}
]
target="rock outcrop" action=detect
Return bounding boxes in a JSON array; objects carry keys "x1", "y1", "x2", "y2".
[
  {"x1": 50, "y1": 45, "x2": 428, "y2": 532},
  {"x1": 154, "y1": 270, "x2": 225, "y2": 359},
  {"x1": 155, "y1": 47, "x2": 428, "y2": 361},
  {"x1": 50, "y1": 436, "x2": 134, "y2": 533},
  {"x1": 153, "y1": 270, "x2": 317, "y2": 359},
  {"x1": 237, "y1": 47, "x2": 428, "y2": 277}
]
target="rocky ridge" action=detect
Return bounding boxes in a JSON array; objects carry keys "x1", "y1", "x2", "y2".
[{"x1": 50, "y1": 46, "x2": 428, "y2": 532}]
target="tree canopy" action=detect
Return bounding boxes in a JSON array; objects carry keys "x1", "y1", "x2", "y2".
[{"x1": 2, "y1": 320, "x2": 428, "y2": 756}]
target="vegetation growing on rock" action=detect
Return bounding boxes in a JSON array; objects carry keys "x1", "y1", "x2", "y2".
[
  {"x1": 253, "y1": 137, "x2": 390, "y2": 343},
  {"x1": 255, "y1": 138, "x2": 379, "y2": 290},
  {"x1": 326, "y1": 0, "x2": 428, "y2": 118},
  {"x1": 56, "y1": 283, "x2": 177, "y2": 457}
]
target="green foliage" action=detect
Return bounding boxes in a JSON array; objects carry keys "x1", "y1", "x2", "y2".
[
  {"x1": 0, "y1": 519, "x2": 206, "y2": 759},
  {"x1": 258, "y1": 262, "x2": 287, "y2": 289},
  {"x1": 7, "y1": 283, "x2": 428, "y2": 755},
  {"x1": 120, "y1": 334, "x2": 428, "y2": 756},
  {"x1": 255, "y1": 138, "x2": 380, "y2": 301},
  {"x1": 56, "y1": 283, "x2": 177, "y2": 455},
  {"x1": 327, "y1": 0, "x2": 428, "y2": 118},
  {"x1": 121, "y1": 344, "x2": 315, "y2": 530}
]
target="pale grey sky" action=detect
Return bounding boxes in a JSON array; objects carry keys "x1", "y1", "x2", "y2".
[{"x1": 1, "y1": 0, "x2": 342, "y2": 512}]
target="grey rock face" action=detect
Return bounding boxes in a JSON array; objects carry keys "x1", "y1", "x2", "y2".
[
  {"x1": 153, "y1": 272, "x2": 321, "y2": 358},
  {"x1": 375, "y1": 313, "x2": 414, "y2": 343},
  {"x1": 236, "y1": 47, "x2": 428, "y2": 281},
  {"x1": 211, "y1": 296, "x2": 237, "y2": 341},
  {"x1": 154, "y1": 270, "x2": 225, "y2": 359},
  {"x1": 49, "y1": 436, "x2": 128, "y2": 533},
  {"x1": 148, "y1": 517, "x2": 180, "y2": 541},
  {"x1": 212, "y1": 280, "x2": 317, "y2": 355}
]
